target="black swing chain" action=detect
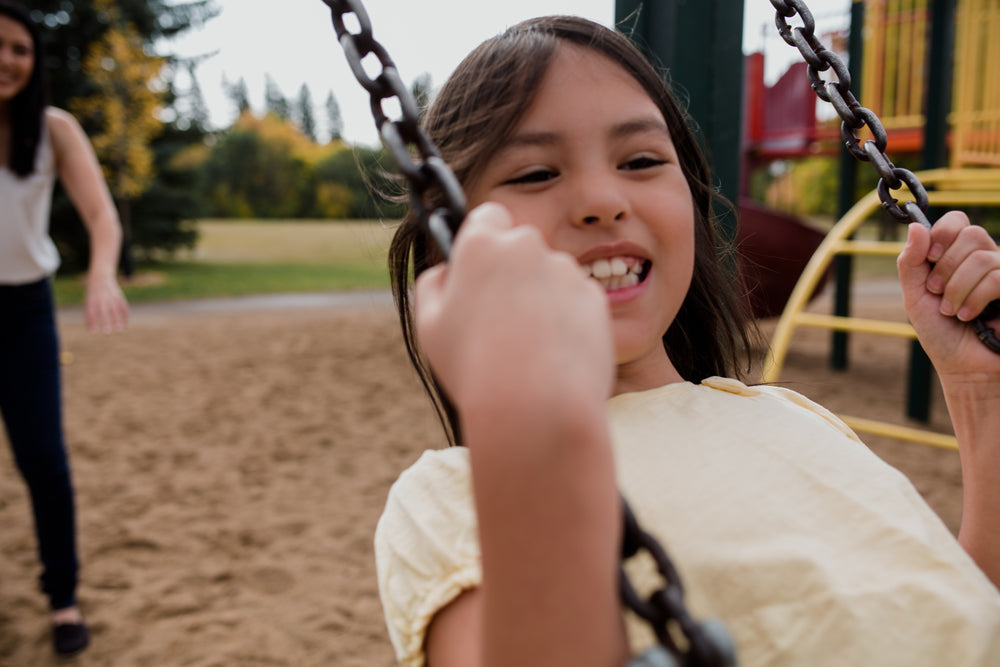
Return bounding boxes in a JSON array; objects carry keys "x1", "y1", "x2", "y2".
[
  {"x1": 321, "y1": 0, "x2": 465, "y2": 258},
  {"x1": 321, "y1": 1, "x2": 737, "y2": 665},
  {"x1": 768, "y1": 0, "x2": 1000, "y2": 354}
]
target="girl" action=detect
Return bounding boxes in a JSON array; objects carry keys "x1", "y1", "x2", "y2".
[
  {"x1": 0, "y1": 0, "x2": 128, "y2": 656},
  {"x1": 374, "y1": 15, "x2": 1000, "y2": 667}
]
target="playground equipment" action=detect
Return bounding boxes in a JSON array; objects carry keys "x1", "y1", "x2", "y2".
[
  {"x1": 752, "y1": 0, "x2": 1000, "y2": 443},
  {"x1": 761, "y1": 167, "x2": 1000, "y2": 448},
  {"x1": 746, "y1": 0, "x2": 1000, "y2": 169}
]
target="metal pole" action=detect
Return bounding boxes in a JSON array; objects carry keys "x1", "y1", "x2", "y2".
[
  {"x1": 615, "y1": 0, "x2": 745, "y2": 243},
  {"x1": 906, "y1": 0, "x2": 956, "y2": 421},
  {"x1": 830, "y1": 0, "x2": 866, "y2": 371}
]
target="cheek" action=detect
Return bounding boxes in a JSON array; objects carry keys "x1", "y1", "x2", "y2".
[{"x1": 500, "y1": 198, "x2": 561, "y2": 243}]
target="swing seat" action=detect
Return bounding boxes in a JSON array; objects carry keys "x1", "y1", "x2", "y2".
[{"x1": 760, "y1": 168, "x2": 1000, "y2": 449}]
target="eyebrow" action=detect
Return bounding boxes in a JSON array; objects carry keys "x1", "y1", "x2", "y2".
[{"x1": 504, "y1": 116, "x2": 672, "y2": 150}]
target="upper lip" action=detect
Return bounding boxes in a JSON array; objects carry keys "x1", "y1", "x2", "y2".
[{"x1": 576, "y1": 241, "x2": 650, "y2": 267}]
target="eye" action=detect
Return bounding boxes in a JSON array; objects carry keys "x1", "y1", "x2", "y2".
[
  {"x1": 503, "y1": 169, "x2": 558, "y2": 185},
  {"x1": 621, "y1": 156, "x2": 667, "y2": 171}
]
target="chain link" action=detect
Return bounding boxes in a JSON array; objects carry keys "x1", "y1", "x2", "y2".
[
  {"x1": 321, "y1": 0, "x2": 465, "y2": 258},
  {"x1": 621, "y1": 501, "x2": 738, "y2": 667},
  {"x1": 769, "y1": 0, "x2": 1000, "y2": 354}
]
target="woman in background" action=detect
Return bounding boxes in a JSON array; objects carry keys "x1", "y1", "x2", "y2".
[{"x1": 0, "y1": 0, "x2": 128, "y2": 656}]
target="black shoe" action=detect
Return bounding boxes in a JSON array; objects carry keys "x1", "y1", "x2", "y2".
[{"x1": 52, "y1": 621, "x2": 90, "y2": 657}]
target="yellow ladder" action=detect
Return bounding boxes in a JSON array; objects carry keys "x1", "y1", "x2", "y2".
[{"x1": 760, "y1": 168, "x2": 1000, "y2": 449}]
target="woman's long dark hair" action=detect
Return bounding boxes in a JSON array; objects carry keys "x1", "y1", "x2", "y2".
[
  {"x1": 0, "y1": 0, "x2": 48, "y2": 177},
  {"x1": 388, "y1": 16, "x2": 756, "y2": 446}
]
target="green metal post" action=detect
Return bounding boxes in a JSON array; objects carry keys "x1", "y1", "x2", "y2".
[
  {"x1": 615, "y1": 0, "x2": 745, "y2": 242},
  {"x1": 830, "y1": 0, "x2": 865, "y2": 371},
  {"x1": 906, "y1": 0, "x2": 956, "y2": 422}
]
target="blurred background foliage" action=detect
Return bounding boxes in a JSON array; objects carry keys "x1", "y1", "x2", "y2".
[{"x1": 29, "y1": 0, "x2": 405, "y2": 274}]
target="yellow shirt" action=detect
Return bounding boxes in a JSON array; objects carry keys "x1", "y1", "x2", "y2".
[{"x1": 374, "y1": 377, "x2": 1000, "y2": 666}]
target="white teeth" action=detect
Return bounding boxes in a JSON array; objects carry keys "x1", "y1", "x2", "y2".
[
  {"x1": 582, "y1": 256, "x2": 646, "y2": 291},
  {"x1": 591, "y1": 258, "x2": 612, "y2": 279}
]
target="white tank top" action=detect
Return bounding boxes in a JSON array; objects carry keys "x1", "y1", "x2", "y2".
[{"x1": 0, "y1": 114, "x2": 60, "y2": 284}]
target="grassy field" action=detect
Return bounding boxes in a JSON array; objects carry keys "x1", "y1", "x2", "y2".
[
  {"x1": 52, "y1": 215, "x2": 904, "y2": 308},
  {"x1": 54, "y1": 220, "x2": 398, "y2": 306}
]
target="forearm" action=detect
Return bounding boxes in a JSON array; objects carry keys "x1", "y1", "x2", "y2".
[
  {"x1": 463, "y1": 390, "x2": 628, "y2": 667},
  {"x1": 942, "y1": 375, "x2": 1000, "y2": 588},
  {"x1": 84, "y1": 208, "x2": 122, "y2": 280}
]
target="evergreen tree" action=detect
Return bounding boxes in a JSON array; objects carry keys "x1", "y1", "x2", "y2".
[
  {"x1": 186, "y1": 61, "x2": 212, "y2": 132},
  {"x1": 325, "y1": 90, "x2": 343, "y2": 142},
  {"x1": 296, "y1": 83, "x2": 318, "y2": 142},
  {"x1": 411, "y1": 72, "x2": 433, "y2": 120},
  {"x1": 34, "y1": 0, "x2": 219, "y2": 109},
  {"x1": 264, "y1": 74, "x2": 291, "y2": 120},
  {"x1": 224, "y1": 75, "x2": 252, "y2": 116}
]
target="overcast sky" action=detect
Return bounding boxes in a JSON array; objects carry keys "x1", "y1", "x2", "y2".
[{"x1": 166, "y1": 0, "x2": 849, "y2": 145}]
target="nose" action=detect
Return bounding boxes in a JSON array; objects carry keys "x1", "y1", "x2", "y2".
[{"x1": 570, "y1": 167, "x2": 629, "y2": 226}]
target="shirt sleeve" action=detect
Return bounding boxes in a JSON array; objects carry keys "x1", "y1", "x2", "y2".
[{"x1": 374, "y1": 448, "x2": 481, "y2": 666}]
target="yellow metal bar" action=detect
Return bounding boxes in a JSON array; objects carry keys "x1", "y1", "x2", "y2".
[
  {"x1": 862, "y1": 0, "x2": 885, "y2": 116},
  {"x1": 834, "y1": 240, "x2": 906, "y2": 256},
  {"x1": 761, "y1": 168, "x2": 1000, "y2": 383},
  {"x1": 839, "y1": 415, "x2": 958, "y2": 449},
  {"x1": 762, "y1": 186, "x2": 884, "y2": 383},
  {"x1": 952, "y1": 0, "x2": 1000, "y2": 167},
  {"x1": 792, "y1": 313, "x2": 917, "y2": 337},
  {"x1": 761, "y1": 167, "x2": 1000, "y2": 448},
  {"x1": 911, "y1": 0, "x2": 927, "y2": 115}
]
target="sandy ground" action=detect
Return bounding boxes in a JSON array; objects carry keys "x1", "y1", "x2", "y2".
[{"x1": 0, "y1": 281, "x2": 964, "y2": 666}]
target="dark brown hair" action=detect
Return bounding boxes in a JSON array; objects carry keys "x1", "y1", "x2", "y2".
[
  {"x1": 0, "y1": 0, "x2": 48, "y2": 177},
  {"x1": 388, "y1": 15, "x2": 756, "y2": 446}
]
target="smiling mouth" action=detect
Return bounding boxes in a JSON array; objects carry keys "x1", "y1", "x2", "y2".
[{"x1": 581, "y1": 256, "x2": 650, "y2": 291}]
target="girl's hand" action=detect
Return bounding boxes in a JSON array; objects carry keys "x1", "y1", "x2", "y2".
[
  {"x1": 414, "y1": 202, "x2": 615, "y2": 418},
  {"x1": 897, "y1": 211, "x2": 1000, "y2": 380},
  {"x1": 84, "y1": 272, "x2": 129, "y2": 334},
  {"x1": 417, "y1": 203, "x2": 628, "y2": 667}
]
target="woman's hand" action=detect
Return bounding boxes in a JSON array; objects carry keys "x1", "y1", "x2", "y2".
[{"x1": 83, "y1": 272, "x2": 128, "y2": 334}]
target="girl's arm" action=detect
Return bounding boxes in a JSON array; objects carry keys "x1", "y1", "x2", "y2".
[
  {"x1": 416, "y1": 203, "x2": 629, "y2": 667},
  {"x1": 897, "y1": 213, "x2": 1000, "y2": 587},
  {"x1": 47, "y1": 107, "x2": 129, "y2": 333}
]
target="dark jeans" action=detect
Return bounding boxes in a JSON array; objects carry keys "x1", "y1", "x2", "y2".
[{"x1": 0, "y1": 278, "x2": 78, "y2": 610}]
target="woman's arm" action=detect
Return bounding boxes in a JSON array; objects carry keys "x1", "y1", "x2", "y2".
[
  {"x1": 47, "y1": 107, "x2": 128, "y2": 333},
  {"x1": 897, "y1": 213, "x2": 1000, "y2": 587},
  {"x1": 417, "y1": 203, "x2": 629, "y2": 667}
]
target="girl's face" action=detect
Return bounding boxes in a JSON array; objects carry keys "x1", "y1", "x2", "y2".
[
  {"x1": 466, "y1": 43, "x2": 696, "y2": 392},
  {"x1": 0, "y1": 14, "x2": 34, "y2": 104}
]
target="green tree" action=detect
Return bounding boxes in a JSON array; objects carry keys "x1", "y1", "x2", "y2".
[
  {"x1": 264, "y1": 75, "x2": 291, "y2": 120},
  {"x1": 325, "y1": 90, "x2": 343, "y2": 142},
  {"x1": 69, "y1": 3, "x2": 165, "y2": 275},
  {"x1": 198, "y1": 113, "x2": 319, "y2": 218},
  {"x1": 224, "y1": 75, "x2": 252, "y2": 115},
  {"x1": 35, "y1": 0, "x2": 218, "y2": 108},
  {"x1": 312, "y1": 146, "x2": 406, "y2": 220},
  {"x1": 296, "y1": 83, "x2": 318, "y2": 142},
  {"x1": 31, "y1": 0, "x2": 219, "y2": 271},
  {"x1": 185, "y1": 61, "x2": 211, "y2": 132},
  {"x1": 411, "y1": 72, "x2": 433, "y2": 120}
]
